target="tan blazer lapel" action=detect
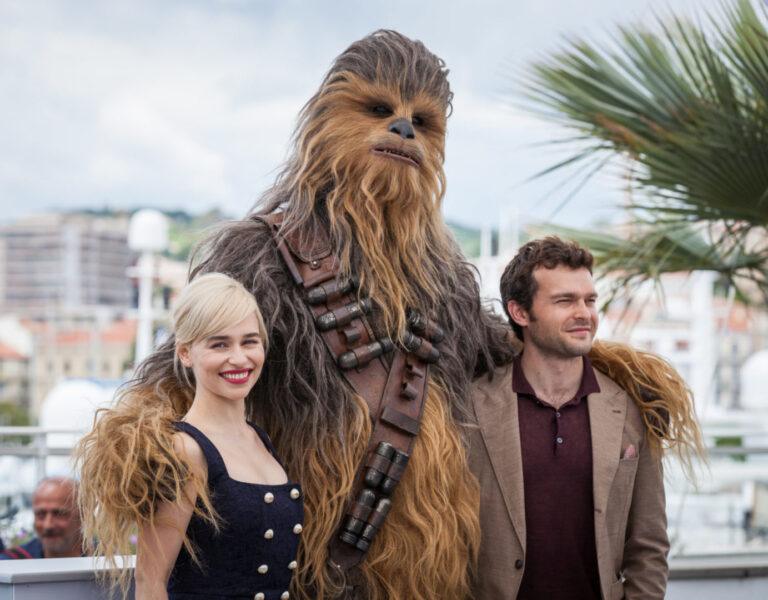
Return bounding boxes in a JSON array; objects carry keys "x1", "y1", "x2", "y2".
[
  {"x1": 474, "y1": 367, "x2": 526, "y2": 552},
  {"x1": 588, "y1": 371, "x2": 627, "y2": 515}
]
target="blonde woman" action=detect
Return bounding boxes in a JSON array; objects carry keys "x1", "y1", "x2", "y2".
[{"x1": 76, "y1": 273, "x2": 303, "y2": 600}]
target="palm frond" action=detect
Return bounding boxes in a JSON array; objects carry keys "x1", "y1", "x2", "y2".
[
  {"x1": 520, "y1": 0, "x2": 768, "y2": 305},
  {"x1": 533, "y1": 223, "x2": 768, "y2": 309},
  {"x1": 521, "y1": 0, "x2": 768, "y2": 227}
]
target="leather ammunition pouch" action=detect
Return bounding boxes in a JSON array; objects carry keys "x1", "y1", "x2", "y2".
[{"x1": 260, "y1": 212, "x2": 436, "y2": 574}]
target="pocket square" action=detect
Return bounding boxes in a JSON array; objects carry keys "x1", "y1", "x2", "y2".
[{"x1": 621, "y1": 444, "x2": 637, "y2": 459}]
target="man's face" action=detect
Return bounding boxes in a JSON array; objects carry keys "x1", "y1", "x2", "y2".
[
  {"x1": 32, "y1": 481, "x2": 82, "y2": 558},
  {"x1": 509, "y1": 266, "x2": 598, "y2": 358}
]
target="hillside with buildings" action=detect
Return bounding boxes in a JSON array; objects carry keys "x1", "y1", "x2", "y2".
[
  {"x1": 2, "y1": 207, "x2": 766, "y2": 423},
  {"x1": 0, "y1": 207, "x2": 487, "y2": 421}
]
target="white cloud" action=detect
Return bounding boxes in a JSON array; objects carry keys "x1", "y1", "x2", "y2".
[
  {"x1": 0, "y1": 0, "x2": 725, "y2": 225},
  {"x1": 99, "y1": 96, "x2": 227, "y2": 193}
]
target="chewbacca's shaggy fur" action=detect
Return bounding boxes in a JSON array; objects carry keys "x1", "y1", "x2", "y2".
[
  {"x1": 184, "y1": 210, "x2": 505, "y2": 599},
  {"x1": 589, "y1": 341, "x2": 705, "y2": 477},
  {"x1": 75, "y1": 29, "x2": 701, "y2": 600},
  {"x1": 233, "y1": 34, "x2": 515, "y2": 596},
  {"x1": 77, "y1": 30, "x2": 512, "y2": 600}
]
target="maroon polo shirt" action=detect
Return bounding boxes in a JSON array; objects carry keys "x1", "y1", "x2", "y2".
[{"x1": 514, "y1": 354, "x2": 602, "y2": 600}]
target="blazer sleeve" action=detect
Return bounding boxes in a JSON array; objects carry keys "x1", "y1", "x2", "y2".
[{"x1": 621, "y1": 439, "x2": 670, "y2": 599}]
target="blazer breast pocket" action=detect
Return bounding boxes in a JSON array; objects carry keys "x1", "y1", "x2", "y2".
[
  {"x1": 616, "y1": 455, "x2": 640, "y2": 482},
  {"x1": 612, "y1": 456, "x2": 640, "y2": 525}
]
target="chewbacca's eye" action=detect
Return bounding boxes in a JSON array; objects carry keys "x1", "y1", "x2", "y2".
[
  {"x1": 412, "y1": 115, "x2": 425, "y2": 127},
  {"x1": 370, "y1": 105, "x2": 393, "y2": 117}
]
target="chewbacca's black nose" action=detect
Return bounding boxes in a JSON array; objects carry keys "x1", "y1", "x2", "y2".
[{"x1": 388, "y1": 118, "x2": 415, "y2": 140}]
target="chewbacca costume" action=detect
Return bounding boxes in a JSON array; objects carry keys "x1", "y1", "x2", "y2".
[
  {"x1": 139, "y1": 30, "x2": 700, "y2": 600},
  {"x1": 136, "y1": 31, "x2": 511, "y2": 600}
]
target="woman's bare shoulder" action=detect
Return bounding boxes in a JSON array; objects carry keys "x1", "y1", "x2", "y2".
[{"x1": 172, "y1": 430, "x2": 206, "y2": 476}]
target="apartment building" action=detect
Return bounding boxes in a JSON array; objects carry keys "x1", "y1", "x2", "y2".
[
  {"x1": 0, "y1": 213, "x2": 132, "y2": 314},
  {"x1": 0, "y1": 341, "x2": 29, "y2": 411}
]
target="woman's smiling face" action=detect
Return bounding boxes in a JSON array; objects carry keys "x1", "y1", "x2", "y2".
[{"x1": 178, "y1": 313, "x2": 265, "y2": 403}]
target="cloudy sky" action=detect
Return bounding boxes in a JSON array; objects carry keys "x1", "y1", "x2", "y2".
[{"x1": 1, "y1": 0, "x2": 725, "y2": 228}]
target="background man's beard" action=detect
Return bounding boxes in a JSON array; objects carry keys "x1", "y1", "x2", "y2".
[{"x1": 41, "y1": 534, "x2": 69, "y2": 555}]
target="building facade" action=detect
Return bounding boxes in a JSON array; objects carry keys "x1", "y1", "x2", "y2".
[
  {"x1": 0, "y1": 341, "x2": 29, "y2": 412},
  {"x1": 0, "y1": 213, "x2": 133, "y2": 314},
  {"x1": 23, "y1": 317, "x2": 136, "y2": 417}
]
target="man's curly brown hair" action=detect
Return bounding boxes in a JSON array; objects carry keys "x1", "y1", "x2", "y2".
[{"x1": 500, "y1": 236, "x2": 594, "y2": 339}]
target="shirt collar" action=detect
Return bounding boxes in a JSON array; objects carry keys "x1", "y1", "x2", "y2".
[{"x1": 512, "y1": 353, "x2": 601, "y2": 404}]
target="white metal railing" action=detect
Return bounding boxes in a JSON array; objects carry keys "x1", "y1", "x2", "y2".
[
  {"x1": 0, "y1": 427, "x2": 85, "y2": 483},
  {"x1": 667, "y1": 552, "x2": 768, "y2": 599},
  {"x1": 1, "y1": 428, "x2": 766, "y2": 456},
  {"x1": 0, "y1": 426, "x2": 765, "y2": 484},
  {"x1": 0, "y1": 428, "x2": 767, "y2": 554}
]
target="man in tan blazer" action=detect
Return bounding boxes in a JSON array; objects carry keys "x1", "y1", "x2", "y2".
[{"x1": 469, "y1": 237, "x2": 668, "y2": 600}]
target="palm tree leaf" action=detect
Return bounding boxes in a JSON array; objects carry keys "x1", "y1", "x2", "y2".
[
  {"x1": 520, "y1": 0, "x2": 768, "y2": 229},
  {"x1": 534, "y1": 223, "x2": 768, "y2": 309}
]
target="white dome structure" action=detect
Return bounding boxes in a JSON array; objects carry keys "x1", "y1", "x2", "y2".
[
  {"x1": 39, "y1": 378, "x2": 121, "y2": 476},
  {"x1": 128, "y1": 208, "x2": 169, "y2": 253},
  {"x1": 740, "y1": 349, "x2": 768, "y2": 411}
]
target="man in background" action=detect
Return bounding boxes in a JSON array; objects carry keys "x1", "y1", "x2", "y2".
[{"x1": 1, "y1": 477, "x2": 84, "y2": 559}]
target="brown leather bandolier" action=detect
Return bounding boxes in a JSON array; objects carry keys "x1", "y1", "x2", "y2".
[{"x1": 261, "y1": 213, "x2": 444, "y2": 583}]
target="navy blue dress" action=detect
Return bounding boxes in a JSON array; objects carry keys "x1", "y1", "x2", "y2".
[{"x1": 168, "y1": 421, "x2": 304, "y2": 600}]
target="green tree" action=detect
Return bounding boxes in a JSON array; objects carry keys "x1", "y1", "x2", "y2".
[{"x1": 521, "y1": 0, "x2": 768, "y2": 306}]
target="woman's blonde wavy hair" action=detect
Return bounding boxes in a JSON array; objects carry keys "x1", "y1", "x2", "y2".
[{"x1": 74, "y1": 273, "x2": 267, "y2": 598}]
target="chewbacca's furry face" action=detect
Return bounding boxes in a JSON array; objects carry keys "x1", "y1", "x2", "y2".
[
  {"x1": 287, "y1": 71, "x2": 456, "y2": 337},
  {"x1": 297, "y1": 72, "x2": 447, "y2": 205},
  {"x1": 344, "y1": 75, "x2": 446, "y2": 187}
]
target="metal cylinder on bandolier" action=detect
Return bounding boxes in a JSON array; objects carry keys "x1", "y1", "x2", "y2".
[
  {"x1": 307, "y1": 276, "x2": 359, "y2": 305},
  {"x1": 402, "y1": 331, "x2": 440, "y2": 363},
  {"x1": 364, "y1": 442, "x2": 396, "y2": 488},
  {"x1": 407, "y1": 310, "x2": 445, "y2": 343},
  {"x1": 380, "y1": 450, "x2": 409, "y2": 496},
  {"x1": 355, "y1": 498, "x2": 392, "y2": 552},
  {"x1": 340, "y1": 489, "x2": 377, "y2": 546},
  {"x1": 338, "y1": 338, "x2": 394, "y2": 370},
  {"x1": 316, "y1": 298, "x2": 372, "y2": 332}
]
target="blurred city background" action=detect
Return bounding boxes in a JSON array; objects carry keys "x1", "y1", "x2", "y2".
[{"x1": 1, "y1": 0, "x2": 767, "y2": 596}]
